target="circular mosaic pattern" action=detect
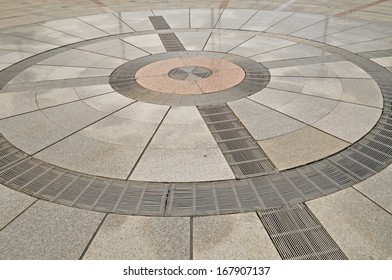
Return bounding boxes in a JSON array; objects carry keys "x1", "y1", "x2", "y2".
[
  {"x1": 0, "y1": 9, "x2": 391, "y2": 217},
  {"x1": 168, "y1": 66, "x2": 212, "y2": 81},
  {"x1": 109, "y1": 51, "x2": 270, "y2": 105}
]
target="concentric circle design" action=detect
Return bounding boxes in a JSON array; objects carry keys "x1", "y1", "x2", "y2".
[
  {"x1": 109, "y1": 51, "x2": 270, "y2": 105},
  {"x1": 168, "y1": 66, "x2": 212, "y2": 81},
  {"x1": 0, "y1": 9, "x2": 391, "y2": 217}
]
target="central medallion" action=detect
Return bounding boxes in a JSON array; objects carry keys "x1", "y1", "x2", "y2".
[
  {"x1": 109, "y1": 51, "x2": 271, "y2": 105},
  {"x1": 168, "y1": 66, "x2": 212, "y2": 81}
]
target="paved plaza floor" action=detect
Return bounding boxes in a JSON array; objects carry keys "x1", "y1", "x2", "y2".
[{"x1": 0, "y1": 0, "x2": 391, "y2": 260}]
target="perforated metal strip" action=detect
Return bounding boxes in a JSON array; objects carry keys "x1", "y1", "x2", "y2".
[
  {"x1": 149, "y1": 16, "x2": 186, "y2": 51},
  {"x1": 198, "y1": 104, "x2": 278, "y2": 178},
  {"x1": 258, "y1": 203, "x2": 347, "y2": 260}
]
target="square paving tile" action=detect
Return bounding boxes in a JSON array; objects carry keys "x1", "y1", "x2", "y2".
[
  {"x1": 354, "y1": 165, "x2": 392, "y2": 214},
  {"x1": 83, "y1": 215, "x2": 190, "y2": 260},
  {"x1": 0, "y1": 90, "x2": 38, "y2": 118},
  {"x1": 0, "y1": 184, "x2": 36, "y2": 230},
  {"x1": 0, "y1": 200, "x2": 104, "y2": 259},
  {"x1": 0, "y1": 111, "x2": 70, "y2": 154},
  {"x1": 307, "y1": 188, "x2": 392, "y2": 259},
  {"x1": 35, "y1": 133, "x2": 143, "y2": 179},
  {"x1": 193, "y1": 212, "x2": 281, "y2": 259}
]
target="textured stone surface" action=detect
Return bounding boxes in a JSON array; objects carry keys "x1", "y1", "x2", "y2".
[
  {"x1": 83, "y1": 215, "x2": 190, "y2": 259},
  {"x1": 0, "y1": 201, "x2": 104, "y2": 259},
  {"x1": 307, "y1": 188, "x2": 392, "y2": 260},
  {"x1": 193, "y1": 212, "x2": 281, "y2": 259}
]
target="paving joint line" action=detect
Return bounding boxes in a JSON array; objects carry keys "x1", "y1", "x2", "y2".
[
  {"x1": 79, "y1": 213, "x2": 108, "y2": 260},
  {"x1": 0, "y1": 199, "x2": 37, "y2": 231},
  {"x1": 125, "y1": 106, "x2": 171, "y2": 180}
]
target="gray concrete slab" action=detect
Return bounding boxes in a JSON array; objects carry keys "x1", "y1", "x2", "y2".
[
  {"x1": 122, "y1": 34, "x2": 166, "y2": 54},
  {"x1": 175, "y1": 31, "x2": 211, "y2": 51},
  {"x1": 371, "y1": 56, "x2": 392, "y2": 68},
  {"x1": 118, "y1": 10, "x2": 154, "y2": 31},
  {"x1": 0, "y1": 111, "x2": 70, "y2": 154},
  {"x1": 147, "y1": 107, "x2": 217, "y2": 149},
  {"x1": 307, "y1": 188, "x2": 392, "y2": 259},
  {"x1": 77, "y1": 13, "x2": 134, "y2": 35},
  {"x1": 0, "y1": 49, "x2": 35, "y2": 63},
  {"x1": 130, "y1": 147, "x2": 235, "y2": 182},
  {"x1": 0, "y1": 200, "x2": 104, "y2": 259},
  {"x1": 249, "y1": 88, "x2": 299, "y2": 109},
  {"x1": 190, "y1": 9, "x2": 223, "y2": 29},
  {"x1": 41, "y1": 99, "x2": 107, "y2": 131},
  {"x1": 75, "y1": 84, "x2": 115, "y2": 99},
  {"x1": 266, "y1": 13, "x2": 327, "y2": 34},
  {"x1": 229, "y1": 98, "x2": 306, "y2": 140},
  {"x1": 267, "y1": 76, "x2": 305, "y2": 93},
  {"x1": 153, "y1": 9, "x2": 190, "y2": 29},
  {"x1": 324, "y1": 61, "x2": 372, "y2": 78},
  {"x1": 0, "y1": 33, "x2": 58, "y2": 53},
  {"x1": 216, "y1": 9, "x2": 257, "y2": 29},
  {"x1": 291, "y1": 17, "x2": 368, "y2": 39},
  {"x1": 270, "y1": 63, "x2": 338, "y2": 77},
  {"x1": 340, "y1": 78, "x2": 383, "y2": 108},
  {"x1": 313, "y1": 102, "x2": 382, "y2": 143},
  {"x1": 113, "y1": 102, "x2": 169, "y2": 123},
  {"x1": 78, "y1": 115, "x2": 159, "y2": 147},
  {"x1": 193, "y1": 212, "x2": 281, "y2": 259},
  {"x1": 241, "y1": 10, "x2": 293, "y2": 32},
  {"x1": 276, "y1": 94, "x2": 338, "y2": 124},
  {"x1": 40, "y1": 18, "x2": 108, "y2": 39},
  {"x1": 82, "y1": 92, "x2": 133, "y2": 113},
  {"x1": 0, "y1": 90, "x2": 38, "y2": 119},
  {"x1": 36, "y1": 88, "x2": 80, "y2": 108},
  {"x1": 354, "y1": 165, "x2": 392, "y2": 214},
  {"x1": 301, "y1": 77, "x2": 342, "y2": 100},
  {"x1": 1, "y1": 24, "x2": 82, "y2": 46},
  {"x1": 342, "y1": 37, "x2": 392, "y2": 53},
  {"x1": 78, "y1": 38, "x2": 148, "y2": 60},
  {"x1": 83, "y1": 215, "x2": 190, "y2": 260},
  {"x1": 204, "y1": 32, "x2": 254, "y2": 53},
  {"x1": 0, "y1": 184, "x2": 36, "y2": 230},
  {"x1": 35, "y1": 133, "x2": 144, "y2": 179},
  {"x1": 258, "y1": 126, "x2": 349, "y2": 170},
  {"x1": 39, "y1": 49, "x2": 128, "y2": 69},
  {"x1": 252, "y1": 44, "x2": 331, "y2": 62},
  {"x1": 230, "y1": 35, "x2": 295, "y2": 58}
]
